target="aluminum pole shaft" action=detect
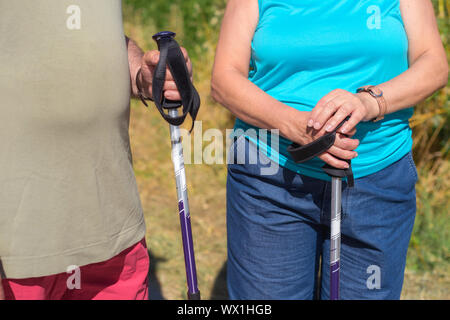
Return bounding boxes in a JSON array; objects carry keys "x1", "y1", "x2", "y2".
[
  {"x1": 330, "y1": 176, "x2": 342, "y2": 300},
  {"x1": 168, "y1": 108, "x2": 200, "y2": 299}
]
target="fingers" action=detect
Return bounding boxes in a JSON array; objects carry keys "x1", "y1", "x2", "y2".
[
  {"x1": 309, "y1": 89, "x2": 368, "y2": 134},
  {"x1": 322, "y1": 101, "x2": 352, "y2": 132},
  {"x1": 334, "y1": 132, "x2": 360, "y2": 151},
  {"x1": 312, "y1": 101, "x2": 339, "y2": 130},
  {"x1": 141, "y1": 48, "x2": 192, "y2": 101},
  {"x1": 319, "y1": 94, "x2": 355, "y2": 132},
  {"x1": 140, "y1": 66, "x2": 180, "y2": 100},
  {"x1": 162, "y1": 80, "x2": 178, "y2": 91},
  {"x1": 142, "y1": 51, "x2": 173, "y2": 80},
  {"x1": 323, "y1": 102, "x2": 364, "y2": 134},
  {"x1": 339, "y1": 126, "x2": 357, "y2": 137},
  {"x1": 308, "y1": 89, "x2": 342, "y2": 129},
  {"x1": 143, "y1": 49, "x2": 192, "y2": 80},
  {"x1": 319, "y1": 152, "x2": 351, "y2": 169},
  {"x1": 339, "y1": 109, "x2": 365, "y2": 134},
  {"x1": 318, "y1": 133, "x2": 359, "y2": 169},
  {"x1": 143, "y1": 50, "x2": 160, "y2": 67},
  {"x1": 164, "y1": 90, "x2": 181, "y2": 101},
  {"x1": 327, "y1": 138, "x2": 359, "y2": 160}
]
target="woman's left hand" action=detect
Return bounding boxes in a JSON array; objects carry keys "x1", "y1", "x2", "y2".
[{"x1": 307, "y1": 89, "x2": 380, "y2": 134}]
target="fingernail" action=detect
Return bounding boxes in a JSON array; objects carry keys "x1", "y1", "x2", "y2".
[
  {"x1": 307, "y1": 119, "x2": 314, "y2": 127},
  {"x1": 313, "y1": 122, "x2": 321, "y2": 130},
  {"x1": 341, "y1": 126, "x2": 347, "y2": 134},
  {"x1": 326, "y1": 124, "x2": 333, "y2": 132},
  {"x1": 344, "y1": 163, "x2": 350, "y2": 168}
]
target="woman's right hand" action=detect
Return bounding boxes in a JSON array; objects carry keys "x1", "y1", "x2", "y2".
[{"x1": 283, "y1": 109, "x2": 359, "y2": 169}]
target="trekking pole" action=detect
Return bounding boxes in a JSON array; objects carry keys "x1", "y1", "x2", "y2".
[
  {"x1": 321, "y1": 161, "x2": 353, "y2": 300},
  {"x1": 167, "y1": 107, "x2": 200, "y2": 300},
  {"x1": 329, "y1": 175, "x2": 341, "y2": 300},
  {"x1": 288, "y1": 118, "x2": 354, "y2": 300},
  {"x1": 146, "y1": 31, "x2": 201, "y2": 300}
]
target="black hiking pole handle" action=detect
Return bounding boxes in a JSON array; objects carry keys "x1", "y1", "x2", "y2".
[
  {"x1": 152, "y1": 31, "x2": 201, "y2": 131},
  {"x1": 152, "y1": 31, "x2": 183, "y2": 111},
  {"x1": 287, "y1": 117, "x2": 354, "y2": 186}
]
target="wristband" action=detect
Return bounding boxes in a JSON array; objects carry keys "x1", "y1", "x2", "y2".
[{"x1": 356, "y1": 86, "x2": 387, "y2": 122}]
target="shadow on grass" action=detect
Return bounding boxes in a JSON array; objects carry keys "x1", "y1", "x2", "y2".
[
  {"x1": 210, "y1": 261, "x2": 229, "y2": 300},
  {"x1": 147, "y1": 253, "x2": 230, "y2": 300},
  {"x1": 148, "y1": 249, "x2": 166, "y2": 300}
]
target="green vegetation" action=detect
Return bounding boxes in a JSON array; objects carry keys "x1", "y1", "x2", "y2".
[
  {"x1": 408, "y1": 0, "x2": 449, "y2": 276},
  {"x1": 124, "y1": 0, "x2": 226, "y2": 59},
  {"x1": 123, "y1": 0, "x2": 449, "y2": 299}
]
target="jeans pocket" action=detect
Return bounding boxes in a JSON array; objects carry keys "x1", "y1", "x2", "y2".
[{"x1": 405, "y1": 152, "x2": 419, "y2": 183}]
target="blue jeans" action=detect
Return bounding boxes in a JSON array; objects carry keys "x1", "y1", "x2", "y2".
[{"x1": 226, "y1": 136, "x2": 417, "y2": 300}]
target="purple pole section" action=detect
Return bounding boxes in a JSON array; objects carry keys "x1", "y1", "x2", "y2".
[
  {"x1": 330, "y1": 261, "x2": 340, "y2": 300},
  {"x1": 178, "y1": 200, "x2": 199, "y2": 295}
]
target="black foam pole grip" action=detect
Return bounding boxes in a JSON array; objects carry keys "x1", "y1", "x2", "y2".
[
  {"x1": 288, "y1": 117, "x2": 355, "y2": 186},
  {"x1": 288, "y1": 117, "x2": 349, "y2": 164}
]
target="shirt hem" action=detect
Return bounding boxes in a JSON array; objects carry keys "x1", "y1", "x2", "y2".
[
  {"x1": 1, "y1": 218, "x2": 147, "y2": 279},
  {"x1": 241, "y1": 133, "x2": 412, "y2": 181}
]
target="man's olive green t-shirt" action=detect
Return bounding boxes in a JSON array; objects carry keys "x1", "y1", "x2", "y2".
[{"x1": 0, "y1": 0, "x2": 146, "y2": 278}]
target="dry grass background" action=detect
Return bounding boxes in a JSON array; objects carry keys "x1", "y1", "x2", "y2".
[{"x1": 123, "y1": 2, "x2": 449, "y2": 300}]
